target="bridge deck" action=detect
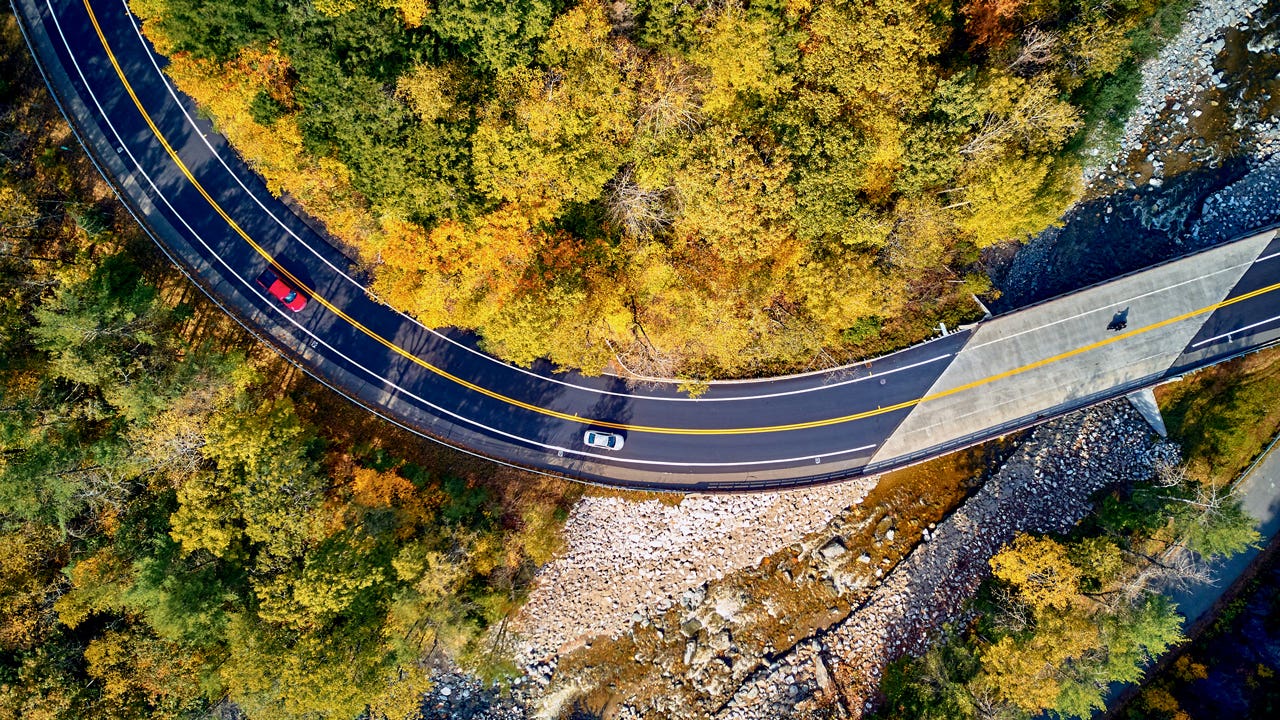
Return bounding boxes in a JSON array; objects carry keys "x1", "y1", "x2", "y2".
[{"x1": 872, "y1": 229, "x2": 1278, "y2": 464}]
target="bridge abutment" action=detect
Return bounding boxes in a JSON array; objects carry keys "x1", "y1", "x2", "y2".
[{"x1": 1126, "y1": 387, "x2": 1168, "y2": 438}]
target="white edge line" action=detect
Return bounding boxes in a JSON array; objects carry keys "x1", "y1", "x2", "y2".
[
  {"x1": 693, "y1": 353, "x2": 951, "y2": 401},
  {"x1": 48, "y1": 1, "x2": 877, "y2": 469},
  {"x1": 969, "y1": 259, "x2": 1257, "y2": 351},
  {"x1": 613, "y1": 443, "x2": 877, "y2": 468},
  {"x1": 1191, "y1": 313, "x2": 1280, "y2": 348}
]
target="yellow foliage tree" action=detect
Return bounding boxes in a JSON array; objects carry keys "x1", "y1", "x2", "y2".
[
  {"x1": 989, "y1": 533, "x2": 1083, "y2": 612},
  {"x1": 1062, "y1": 10, "x2": 1144, "y2": 85},
  {"x1": 313, "y1": 0, "x2": 433, "y2": 27},
  {"x1": 478, "y1": 281, "x2": 616, "y2": 370},
  {"x1": 54, "y1": 548, "x2": 135, "y2": 629},
  {"x1": 386, "y1": 540, "x2": 474, "y2": 655},
  {"x1": 801, "y1": 0, "x2": 947, "y2": 121},
  {"x1": 691, "y1": 6, "x2": 795, "y2": 118},
  {"x1": 0, "y1": 183, "x2": 40, "y2": 239},
  {"x1": 963, "y1": 73, "x2": 1083, "y2": 158},
  {"x1": 83, "y1": 627, "x2": 204, "y2": 720},
  {"x1": 0, "y1": 525, "x2": 62, "y2": 650},
  {"x1": 128, "y1": 363, "x2": 251, "y2": 488},
  {"x1": 957, "y1": 152, "x2": 1080, "y2": 247},
  {"x1": 632, "y1": 55, "x2": 703, "y2": 137},
  {"x1": 167, "y1": 394, "x2": 325, "y2": 561},
  {"x1": 217, "y1": 614, "x2": 389, "y2": 720},
  {"x1": 367, "y1": 665, "x2": 434, "y2": 720},
  {"x1": 395, "y1": 61, "x2": 463, "y2": 123},
  {"x1": 792, "y1": 250, "x2": 900, "y2": 341},
  {"x1": 670, "y1": 126, "x2": 799, "y2": 293},
  {"x1": 883, "y1": 196, "x2": 954, "y2": 271},
  {"x1": 168, "y1": 470, "x2": 239, "y2": 558},
  {"x1": 471, "y1": 0, "x2": 633, "y2": 210},
  {"x1": 254, "y1": 532, "x2": 388, "y2": 628},
  {"x1": 370, "y1": 206, "x2": 539, "y2": 330},
  {"x1": 978, "y1": 609, "x2": 1102, "y2": 712}
]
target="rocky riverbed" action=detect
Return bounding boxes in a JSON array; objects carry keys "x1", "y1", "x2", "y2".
[
  {"x1": 509, "y1": 481, "x2": 881, "y2": 672},
  {"x1": 1094, "y1": 0, "x2": 1275, "y2": 181},
  {"x1": 714, "y1": 404, "x2": 1175, "y2": 719}
]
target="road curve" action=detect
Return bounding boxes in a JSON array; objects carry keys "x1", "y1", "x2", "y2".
[{"x1": 13, "y1": 0, "x2": 1280, "y2": 491}]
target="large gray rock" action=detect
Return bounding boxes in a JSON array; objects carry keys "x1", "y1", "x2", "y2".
[{"x1": 819, "y1": 538, "x2": 847, "y2": 560}]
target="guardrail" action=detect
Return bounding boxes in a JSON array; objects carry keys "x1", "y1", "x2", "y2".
[{"x1": 987, "y1": 222, "x2": 1280, "y2": 321}]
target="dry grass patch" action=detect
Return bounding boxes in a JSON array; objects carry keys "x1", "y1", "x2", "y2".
[{"x1": 1156, "y1": 346, "x2": 1280, "y2": 484}]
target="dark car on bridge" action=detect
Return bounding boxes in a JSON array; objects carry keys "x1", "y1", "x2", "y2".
[{"x1": 255, "y1": 268, "x2": 308, "y2": 312}]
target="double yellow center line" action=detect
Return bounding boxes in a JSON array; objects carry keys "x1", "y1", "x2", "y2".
[{"x1": 82, "y1": 0, "x2": 1280, "y2": 436}]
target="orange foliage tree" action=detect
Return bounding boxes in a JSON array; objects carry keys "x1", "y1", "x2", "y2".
[{"x1": 963, "y1": 0, "x2": 1027, "y2": 48}]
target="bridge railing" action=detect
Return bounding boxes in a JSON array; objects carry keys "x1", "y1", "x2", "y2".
[{"x1": 986, "y1": 222, "x2": 1280, "y2": 322}]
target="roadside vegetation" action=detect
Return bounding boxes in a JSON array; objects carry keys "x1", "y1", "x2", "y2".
[
  {"x1": 873, "y1": 349, "x2": 1280, "y2": 720},
  {"x1": 1156, "y1": 349, "x2": 1280, "y2": 485},
  {"x1": 131, "y1": 0, "x2": 1194, "y2": 377},
  {"x1": 874, "y1": 462, "x2": 1258, "y2": 720},
  {"x1": 1118, "y1": 544, "x2": 1280, "y2": 720},
  {"x1": 0, "y1": 16, "x2": 578, "y2": 719},
  {"x1": 1103, "y1": 347, "x2": 1280, "y2": 719}
]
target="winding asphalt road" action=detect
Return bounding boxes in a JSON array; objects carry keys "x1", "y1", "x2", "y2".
[{"x1": 12, "y1": 0, "x2": 1280, "y2": 491}]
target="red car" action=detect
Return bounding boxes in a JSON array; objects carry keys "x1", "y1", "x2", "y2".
[{"x1": 255, "y1": 268, "x2": 308, "y2": 312}]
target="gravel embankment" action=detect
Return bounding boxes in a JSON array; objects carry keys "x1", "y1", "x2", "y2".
[
  {"x1": 508, "y1": 480, "x2": 880, "y2": 671},
  {"x1": 1192, "y1": 153, "x2": 1280, "y2": 244},
  {"x1": 715, "y1": 403, "x2": 1175, "y2": 719}
]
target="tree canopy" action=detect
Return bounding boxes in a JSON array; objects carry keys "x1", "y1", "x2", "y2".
[
  {"x1": 130, "y1": 0, "x2": 1191, "y2": 377},
  {"x1": 0, "y1": 29, "x2": 579, "y2": 716}
]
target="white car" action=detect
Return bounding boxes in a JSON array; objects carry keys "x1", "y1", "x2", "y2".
[{"x1": 583, "y1": 430, "x2": 625, "y2": 451}]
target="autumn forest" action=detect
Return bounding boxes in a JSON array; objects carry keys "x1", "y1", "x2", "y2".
[
  {"x1": 3, "y1": 1, "x2": 1270, "y2": 718},
  {"x1": 132, "y1": 0, "x2": 1189, "y2": 377},
  {"x1": 0, "y1": 17, "x2": 580, "y2": 715}
]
